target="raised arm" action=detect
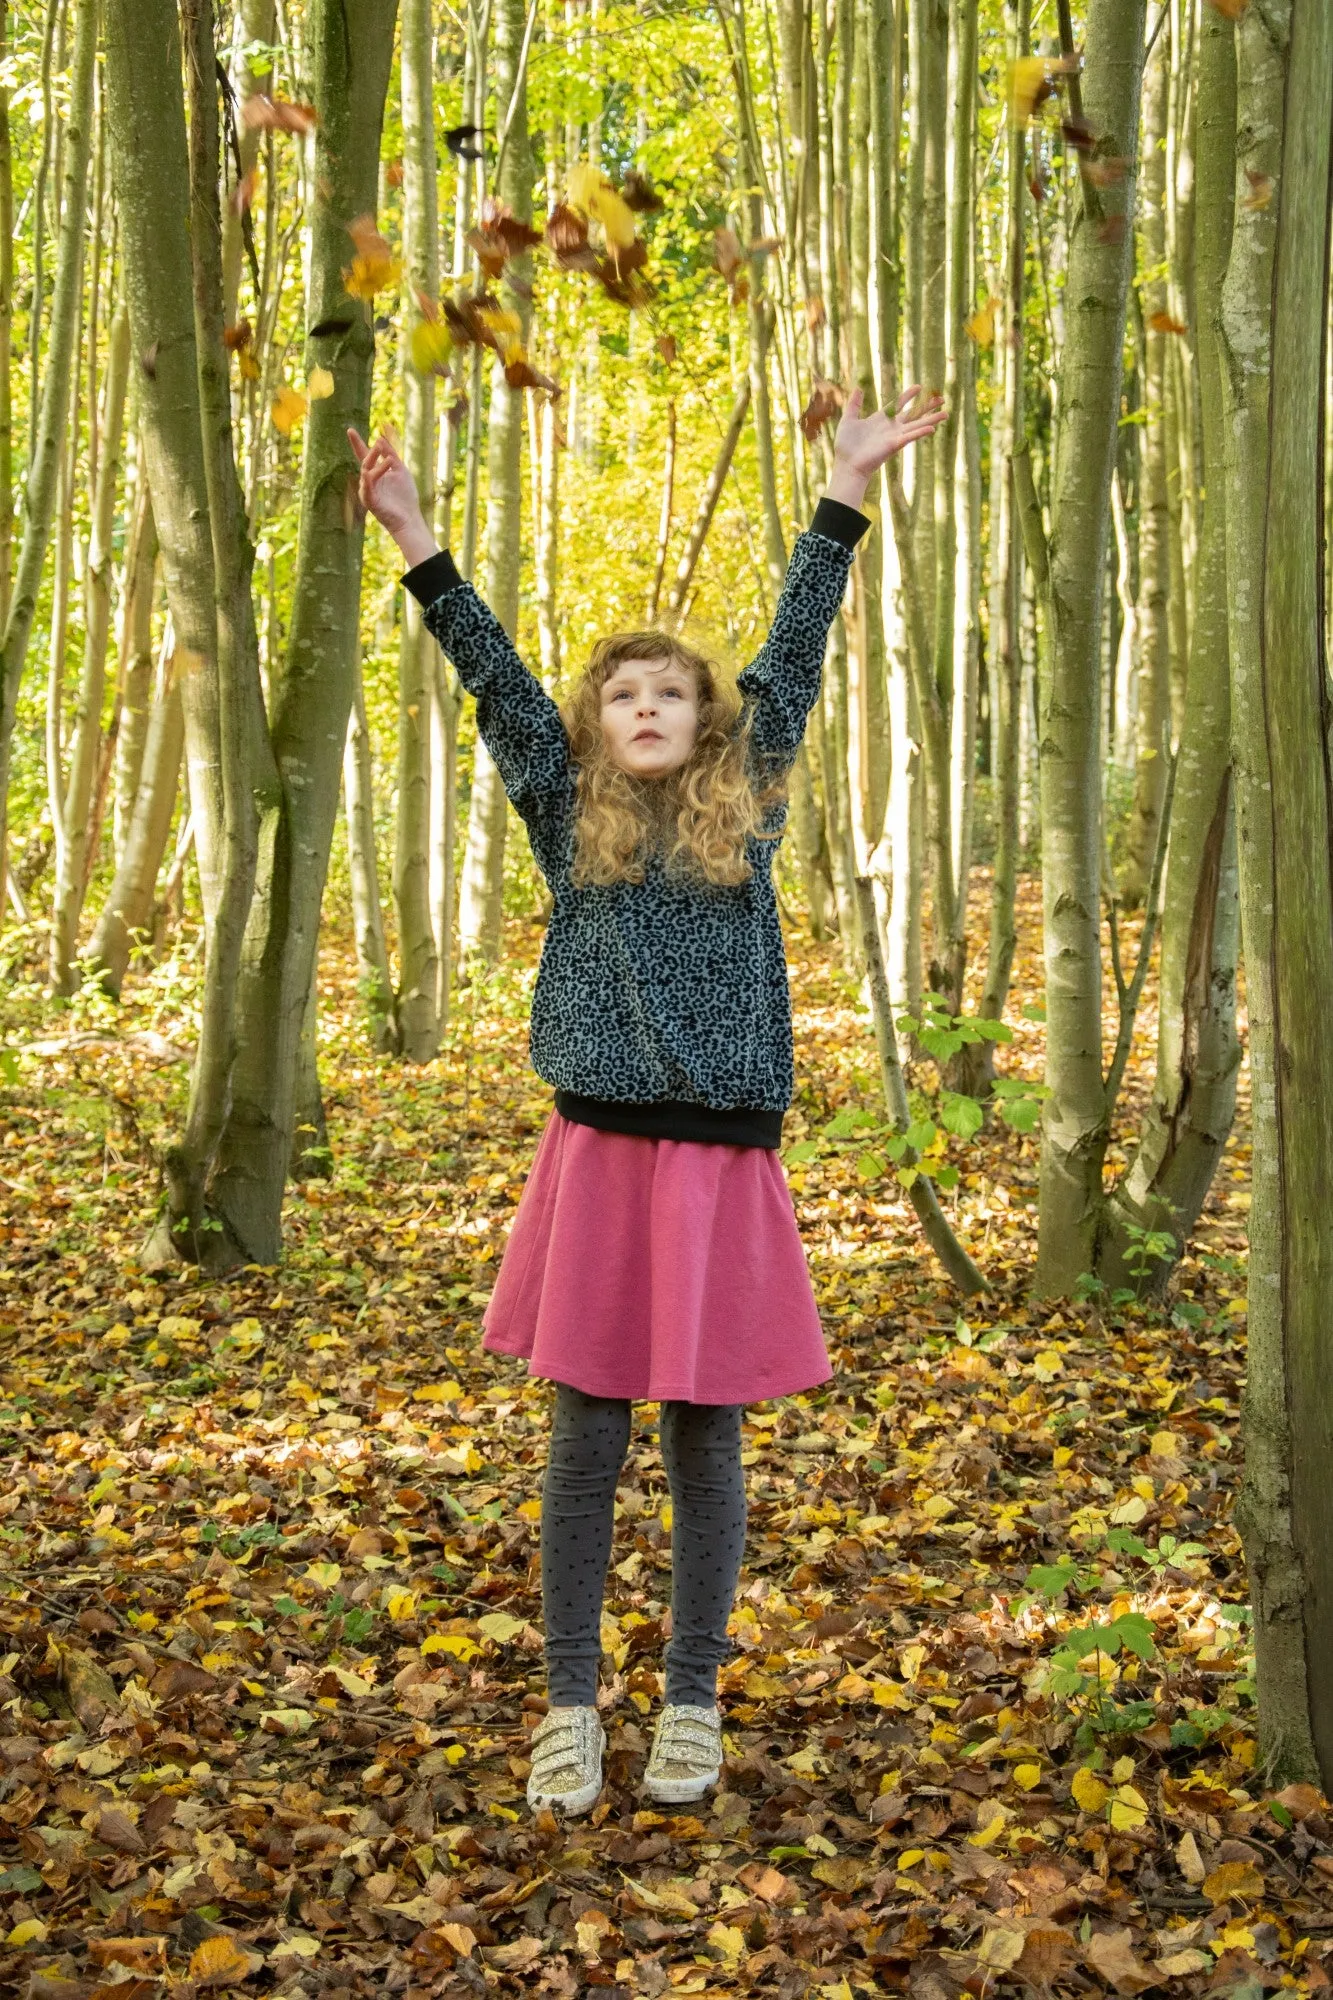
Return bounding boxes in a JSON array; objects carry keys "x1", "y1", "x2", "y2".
[
  {"x1": 352, "y1": 428, "x2": 571, "y2": 871},
  {"x1": 738, "y1": 386, "x2": 949, "y2": 772}
]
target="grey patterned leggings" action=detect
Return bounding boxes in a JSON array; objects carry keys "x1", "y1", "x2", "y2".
[{"x1": 540, "y1": 1384, "x2": 748, "y2": 1709}]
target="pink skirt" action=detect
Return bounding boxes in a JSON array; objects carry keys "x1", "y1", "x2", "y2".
[{"x1": 481, "y1": 1112, "x2": 831, "y2": 1404}]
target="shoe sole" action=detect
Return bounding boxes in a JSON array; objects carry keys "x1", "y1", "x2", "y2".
[
  {"x1": 641, "y1": 1766, "x2": 719, "y2": 1805},
  {"x1": 527, "y1": 1773, "x2": 603, "y2": 1815}
]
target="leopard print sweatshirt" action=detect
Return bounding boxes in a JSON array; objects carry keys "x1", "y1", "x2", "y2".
[{"x1": 403, "y1": 495, "x2": 869, "y2": 1146}]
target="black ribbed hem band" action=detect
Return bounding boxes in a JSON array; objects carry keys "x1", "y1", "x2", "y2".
[
  {"x1": 554, "y1": 1089, "x2": 784, "y2": 1150},
  {"x1": 401, "y1": 548, "x2": 464, "y2": 607},
  {"x1": 810, "y1": 495, "x2": 871, "y2": 550}
]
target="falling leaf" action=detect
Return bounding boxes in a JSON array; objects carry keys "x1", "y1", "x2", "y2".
[
  {"x1": 310, "y1": 314, "x2": 354, "y2": 339},
  {"x1": 190, "y1": 1935, "x2": 259, "y2": 1987},
  {"x1": 230, "y1": 168, "x2": 258, "y2": 217},
  {"x1": 385, "y1": 159, "x2": 404, "y2": 189},
  {"x1": 799, "y1": 378, "x2": 843, "y2": 440},
  {"x1": 444, "y1": 122, "x2": 486, "y2": 161},
  {"x1": 242, "y1": 95, "x2": 318, "y2": 136},
  {"x1": 655, "y1": 333, "x2": 678, "y2": 365},
  {"x1": 806, "y1": 293, "x2": 826, "y2": 335},
  {"x1": 567, "y1": 162, "x2": 638, "y2": 249},
  {"x1": 1205, "y1": 0, "x2": 1250, "y2": 16},
  {"x1": 224, "y1": 319, "x2": 253, "y2": 352},
  {"x1": 467, "y1": 194, "x2": 543, "y2": 278},
  {"x1": 1149, "y1": 311, "x2": 1189, "y2": 336},
  {"x1": 343, "y1": 214, "x2": 400, "y2": 300},
  {"x1": 1086, "y1": 155, "x2": 1130, "y2": 187},
  {"x1": 713, "y1": 226, "x2": 744, "y2": 283},
  {"x1": 748, "y1": 234, "x2": 781, "y2": 257},
  {"x1": 308, "y1": 366, "x2": 335, "y2": 400},
  {"x1": 621, "y1": 169, "x2": 664, "y2": 214},
  {"x1": 504, "y1": 352, "x2": 561, "y2": 397},
  {"x1": 967, "y1": 296, "x2": 1000, "y2": 346},
  {"x1": 1062, "y1": 116, "x2": 1097, "y2": 152},
  {"x1": 271, "y1": 385, "x2": 309, "y2": 436},
  {"x1": 1009, "y1": 55, "x2": 1079, "y2": 125},
  {"x1": 1242, "y1": 169, "x2": 1274, "y2": 211}
]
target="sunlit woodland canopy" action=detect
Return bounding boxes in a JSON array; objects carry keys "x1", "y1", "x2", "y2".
[{"x1": 3, "y1": 0, "x2": 1333, "y2": 1985}]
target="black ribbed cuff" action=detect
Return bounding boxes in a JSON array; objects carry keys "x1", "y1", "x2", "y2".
[
  {"x1": 402, "y1": 547, "x2": 464, "y2": 607},
  {"x1": 810, "y1": 495, "x2": 871, "y2": 550}
]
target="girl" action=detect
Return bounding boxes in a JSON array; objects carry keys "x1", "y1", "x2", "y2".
[{"x1": 350, "y1": 384, "x2": 945, "y2": 1817}]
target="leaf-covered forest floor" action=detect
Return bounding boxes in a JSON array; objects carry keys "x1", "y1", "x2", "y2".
[{"x1": 2, "y1": 876, "x2": 1330, "y2": 2000}]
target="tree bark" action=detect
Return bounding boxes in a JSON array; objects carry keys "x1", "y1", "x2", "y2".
[
  {"x1": 50, "y1": 294, "x2": 132, "y2": 992},
  {"x1": 1099, "y1": 4, "x2": 1239, "y2": 1290},
  {"x1": 87, "y1": 656, "x2": 183, "y2": 995},
  {"x1": 0, "y1": 0, "x2": 95, "y2": 905},
  {"x1": 394, "y1": 0, "x2": 441, "y2": 1056},
  {"x1": 458, "y1": 0, "x2": 535, "y2": 969},
  {"x1": 1121, "y1": 26, "x2": 1173, "y2": 908},
  {"x1": 344, "y1": 658, "x2": 398, "y2": 1054},
  {"x1": 1033, "y1": 0, "x2": 1147, "y2": 1295},
  {"x1": 1226, "y1": 0, "x2": 1333, "y2": 1790},
  {"x1": 0, "y1": 0, "x2": 13, "y2": 632}
]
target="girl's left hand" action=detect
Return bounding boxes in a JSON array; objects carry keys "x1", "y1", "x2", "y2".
[{"x1": 832, "y1": 383, "x2": 947, "y2": 476}]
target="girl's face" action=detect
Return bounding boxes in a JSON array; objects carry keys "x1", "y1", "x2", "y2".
[{"x1": 599, "y1": 656, "x2": 701, "y2": 778}]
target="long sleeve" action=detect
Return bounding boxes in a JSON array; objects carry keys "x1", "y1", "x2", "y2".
[
  {"x1": 403, "y1": 550, "x2": 573, "y2": 876},
  {"x1": 736, "y1": 495, "x2": 870, "y2": 773}
]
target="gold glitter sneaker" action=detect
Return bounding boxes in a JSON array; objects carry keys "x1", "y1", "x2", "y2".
[
  {"x1": 642, "y1": 1703, "x2": 723, "y2": 1804},
  {"x1": 525, "y1": 1705, "x2": 606, "y2": 1816}
]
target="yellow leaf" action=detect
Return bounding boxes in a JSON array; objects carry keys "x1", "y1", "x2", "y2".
[
  {"x1": 871, "y1": 1678, "x2": 909, "y2": 1708},
  {"x1": 385, "y1": 1590, "x2": 417, "y2": 1620},
  {"x1": 1155, "y1": 1949, "x2": 1213, "y2": 1977},
  {"x1": 897, "y1": 1848, "x2": 927, "y2": 1871},
  {"x1": 271, "y1": 1936, "x2": 321, "y2": 1960},
  {"x1": 1032, "y1": 1347, "x2": 1064, "y2": 1380},
  {"x1": 1071, "y1": 1767, "x2": 1109, "y2": 1813},
  {"x1": 977, "y1": 1926, "x2": 1027, "y2": 1970},
  {"x1": 443, "y1": 1742, "x2": 467, "y2": 1764},
  {"x1": 660, "y1": 1500, "x2": 674, "y2": 1532},
  {"x1": 968, "y1": 1804, "x2": 1010, "y2": 1848},
  {"x1": 966, "y1": 296, "x2": 999, "y2": 347},
  {"x1": 422, "y1": 1633, "x2": 478, "y2": 1660},
  {"x1": 308, "y1": 366, "x2": 335, "y2": 400},
  {"x1": 1012, "y1": 1762, "x2": 1043, "y2": 1791},
  {"x1": 1111, "y1": 1754, "x2": 1136, "y2": 1783},
  {"x1": 477, "y1": 1612, "x2": 526, "y2": 1645},
  {"x1": 1203, "y1": 1859, "x2": 1266, "y2": 1905},
  {"x1": 305, "y1": 1561, "x2": 342, "y2": 1590},
  {"x1": 271, "y1": 384, "x2": 308, "y2": 436},
  {"x1": 1110, "y1": 1784, "x2": 1149, "y2": 1831},
  {"x1": 921, "y1": 1493, "x2": 956, "y2": 1520},
  {"x1": 6, "y1": 1919, "x2": 49, "y2": 1947},
  {"x1": 343, "y1": 250, "x2": 401, "y2": 301},
  {"x1": 190, "y1": 1934, "x2": 257, "y2": 1987},
  {"x1": 706, "y1": 1923, "x2": 746, "y2": 1966},
  {"x1": 260, "y1": 1707, "x2": 315, "y2": 1735},
  {"x1": 413, "y1": 1380, "x2": 463, "y2": 1403},
  {"x1": 1175, "y1": 1829, "x2": 1207, "y2": 1883}
]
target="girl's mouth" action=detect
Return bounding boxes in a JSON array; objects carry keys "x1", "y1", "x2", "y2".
[{"x1": 633, "y1": 729, "x2": 663, "y2": 742}]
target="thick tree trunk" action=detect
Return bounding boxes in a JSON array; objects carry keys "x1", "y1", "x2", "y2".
[
  {"x1": 0, "y1": 0, "x2": 95, "y2": 904},
  {"x1": 394, "y1": 0, "x2": 441, "y2": 1057},
  {"x1": 1227, "y1": 0, "x2": 1333, "y2": 1790},
  {"x1": 1099, "y1": 5, "x2": 1239, "y2": 1290},
  {"x1": 1121, "y1": 28, "x2": 1173, "y2": 908},
  {"x1": 344, "y1": 660, "x2": 398, "y2": 1054},
  {"x1": 458, "y1": 0, "x2": 535, "y2": 970},
  {"x1": 1033, "y1": 0, "x2": 1147, "y2": 1295},
  {"x1": 200, "y1": 0, "x2": 398, "y2": 1265},
  {"x1": 50, "y1": 295, "x2": 132, "y2": 992},
  {"x1": 105, "y1": 0, "x2": 226, "y2": 925}
]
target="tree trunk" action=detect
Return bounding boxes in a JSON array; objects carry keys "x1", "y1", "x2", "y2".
[
  {"x1": 0, "y1": 0, "x2": 95, "y2": 905},
  {"x1": 87, "y1": 657, "x2": 183, "y2": 995},
  {"x1": 1099, "y1": 4, "x2": 1240, "y2": 1290},
  {"x1": 1227, "y1": 0, "x2": 1333, "y2": 1789},
  {"x1": 344, "y1": 658, "x2": 398, "y2": 1053},
  {"x1": 0, "y1": 0, "x2": 13, "y2": 632},
  {"x1": 113, "y1": 475, "x2": 159, "y2": 858},
  {"x1": 458, "y1": 0, "x2": 535, "y2": 970},
  {"x1": 1234, "y1": 0, "x2": 1333, "y2": 1789},
  {"x1": 221, "y1": 0, "x2": 276, "y2": 325},
  {"x1": 50, "y1": 294, "x2": 132, "y2": 992},
  {"x1": 104, "y1": 0, "x2": 226, "y2": 925},
  {"x1": 1121, "y1": 26, "x2": 1172, "y2": 908},
  {"x1": 199, "y1": 0, "x2": 399, "y2": 1266},
  {"x1": 394, "y1": 0, "x2": 441, "y2": 1057},
  {"x1": 1033, "y1": 0, "x2": 1147, "y2": 1295}
]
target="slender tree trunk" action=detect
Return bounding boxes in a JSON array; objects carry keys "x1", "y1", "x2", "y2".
[
  {"x1": 344, "y1": 658, "x2": 398, "y2": 1053},
  {"x1": 113, "y1": 477, "x2": 159, "y2": 858},
  {"x1": 200, "y1": 0, "x2": 399, "y2": 1265},
  {"x1": 1033, "y1": 0, "x2": 1147, "y2": 1295},
  {"x1": 394, "y1": 0, "x2": 441, "y2": 1057},
  {"x1": 645, "y1": 398, "x2": 676, "y2": 625},
  {"x1": 0, "y1": 0, "x2": 95, "y2": 905},
  {"x1": 1121, "y1": 27, "x2": 1172, "y2": 907},
  {"x1": 50, "y1": 294, "x2": 131, "y2": 991},
  {"x1": 87, "y1": 658, "x2": 183, "y2": 995},
  {"x1": 664, "y1": 377, "x2": 753, "y2": 628},
  {"x1": 0, "y1": 0, "x2": 13, "y2": 632},
  {"x1": 1099, "y1": 5, "x2": 1239, "y2": 1289},
  {"x1": 1226, "y1": 0, "x2": 1333, "y2": 1789},
  {"x1": 459, "y1": 0, "x2": 534, "y2": 969},
  {"x1": 221, "y1": 0, "x2": 276, "y2": 325}
]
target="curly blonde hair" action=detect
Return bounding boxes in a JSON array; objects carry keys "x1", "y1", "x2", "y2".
[{"x1": 560, "y1": 629, "x2": 787, "y2": 890}]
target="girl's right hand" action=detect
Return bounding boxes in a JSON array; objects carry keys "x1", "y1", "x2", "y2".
[{"x1": 348, "y1": 426, "x2": 424, "y2": 539}]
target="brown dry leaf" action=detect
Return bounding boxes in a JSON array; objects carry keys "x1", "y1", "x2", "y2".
[
  {"x1": 386, "y1": 159, "x2": 404, "y2": 188},
  {"x1": 93, "y1": 1806, "x2": 145, "y2": 1854},
  {"x1": 545, "y1": 201, "x2": 598, "y2": 272},
  {"x1": 504, "y1": 353, "x2": 561, "y2": 397},
  {"x1": 1205, "y1": 0, "x2": 1250, "y2": 16},
  {"x1": 1086, "y1": 155, "x2": 1130, "y2": 187},
  {"x1": 62, "y1": 1648, "x2": 117, "y2": 1730},
  {"x1": 1242, "y1": 169, "x2": 1274, "y2": 211},
  {"x1": 189, "y1": 1935, "x2": 259, "y2": 1987},
  {"x1": 229, "y1": 168, "x2": 258, "y2": 217},
  {"x1": 655, "y1": 333, "x2": 677, "y2": 365},
  {"x1": 87, "y1": 1938, "x2": 165, "y2": 1973},
  {"x1": 1274, "y1": 1782, "x2": 1325, "y2": 1820},
  {"x1": 1015, "y1": 1924, "x2": 1076, "y2": 1991},
  {"x1": 487, "y1": 1936, "x2": 546, "y2": 1971},
  {"x1": 621, "y1": 169, "x2": 664, "y2": 214},
  {"x1": 811, "y1": 1855, "x2": 866, "y2": 1893},
  {"x1": 799, "y1": 378, "x2": 843, "y2": 440},
  {"x1": 1149, "y1": 311, "x2": 1189, "y2": 336},
  {"x1": 1083, "y1": 1928, "x2": 1155, "y2": 1995},
  {"x1": 805, "y1": 292, "x2": 826, "y2": 334},
  {"x1": 713, "y1": 226, "x2": 744, "y2": 282},
  {"x1": 223, "y1": 319, "x2": 253, "y2": 352},
  {"x1": 734, "y1": 1862, "x2": 799, "y2": 1906},
  {"x1": 1203, "y1": 1858, "x2": 1265, "y2": 1905}
]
